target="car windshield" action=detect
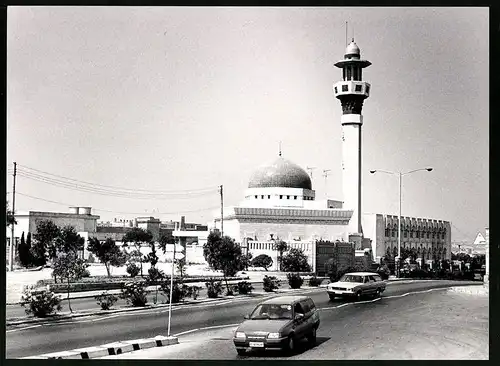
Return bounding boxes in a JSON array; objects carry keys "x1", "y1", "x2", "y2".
[
  {"x1": 339, "y1": 275, "x2": 364, "y2": 283},
  {"x1": 250, "y1": 304, "x2": 293, "y2": 320}
]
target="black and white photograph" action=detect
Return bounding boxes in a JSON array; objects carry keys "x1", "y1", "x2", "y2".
[{"x1": 6, "y1": 6, "x2": 489, "y2": 360}]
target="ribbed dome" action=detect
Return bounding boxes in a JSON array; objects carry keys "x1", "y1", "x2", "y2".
[
  {"x1": 248, "y1": 157, "x2": 312, "y2": 190},
  {"x1": 345, "y1": 40, "x2": 360, "y2": 56}
]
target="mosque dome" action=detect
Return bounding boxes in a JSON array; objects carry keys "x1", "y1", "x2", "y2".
[
  {"x1": 345, "y1": 40, "x2": 360, "y2": 56},
  {"x1": 248, "y1": 157, "x2": 312, "y2": 190}
]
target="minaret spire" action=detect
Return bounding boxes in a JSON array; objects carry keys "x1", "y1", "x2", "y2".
[{"x1": 279, "y1": 141, "x2": 282, "y2": 157}]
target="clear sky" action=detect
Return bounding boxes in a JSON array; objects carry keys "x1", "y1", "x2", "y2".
[{"x1": 7, "y1": 7, "x2": 488, "y2": 243}]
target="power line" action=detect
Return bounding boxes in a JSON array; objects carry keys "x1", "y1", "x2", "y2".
[
  {"x1": 16, "y1": 170, "x2": 217, "y2": 200},
  {"x1": 16, "y1": 191, "x2": 219, "y2": 215},
  {"x1": 16, "y1": 164, "x2": 218, "y2": 194}
]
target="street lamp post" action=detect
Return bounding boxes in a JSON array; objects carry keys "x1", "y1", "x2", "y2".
[{"x1": 369, "y1": 167, "x2": 433, "y2": 278}]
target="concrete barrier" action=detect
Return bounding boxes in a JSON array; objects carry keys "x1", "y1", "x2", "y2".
[
  {"x1": 154, "y1": 335, "x2": 179, "y2": 347},
  {"x1": 123, "y1": 338, "x2": 157, "y2": 351},
  {"x1": 39, "y1": 350, "x2": 83, "y2": 359},
  {"x1": 100, "y1": 341, "x2": 135, "y2": 356},
  {"x1": 71, "y1": 346, "x2": 110, "y2": 359}
]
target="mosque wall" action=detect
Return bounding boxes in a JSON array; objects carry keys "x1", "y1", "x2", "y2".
[{"x1": 237, "y1": 220, "x2": 349, "y2": 243}]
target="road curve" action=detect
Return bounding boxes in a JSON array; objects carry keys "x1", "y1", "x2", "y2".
[{"x1": 6, "y1": 280, "x2": 479, "y2": 359}]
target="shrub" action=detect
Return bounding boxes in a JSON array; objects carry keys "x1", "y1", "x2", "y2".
[
  {"x1": 82, "y1": 269, "x2": 91, "y2": 278},
  {"x1": 251, "y1": 254, "x2": 273, "y2": 271},
  {"x1": 308, "y1": 276, "x2": 323, "y2": 287},
  {"x1": 376, "y1": 265, "x2": 391, "y2": 280},
  {"x1": 147, "y1": 267, "x2": 165, "y2": 284},
  {"x1": 160, "y1": 282, "x2": 186, "y2": 304},
  {"x1": 87, "y1": 253, "x2": 96, "y2": 264},
  {"x1": 263, "y1": 275, "x2": 280, "y2": 292},
  {"x1": 287, "y1": 273, "x2": 303, "y2": 289},
  {"x1": 126, "y1": 262, "x2": 140, "y2": 278},
  {"x1": 185, "y1": 285, "x2": 201, "y2": 300},
  {"x1": 94, "y1": 291, "x2": 118, "y2": 310},
  {"x1": 281, "y1": 248, "x2": 311, "y2": 272},
  {"x1": 237, "y1": 281, "x2": 254, "y2": 294},
  {"x1": 120, "y1": 282, "x2": 148, "y2": 307},
  {"x1": 205, "y1": 279, "x2": 223, "y2": 298},
  {"x1": 20, "y1": 286, "x2": 62, "y2": 318}
]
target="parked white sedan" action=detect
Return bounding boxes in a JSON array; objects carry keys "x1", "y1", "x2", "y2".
[{"x1": 326, "y1": 272, "x2": 386, "y2": 301}]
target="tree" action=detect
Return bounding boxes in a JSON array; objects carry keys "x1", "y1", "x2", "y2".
[
  {"x1": 32, "y1": 220, "x2": 61, "y2": 266},
  {"x1": 87, "y1": 237, "x2": 127, "y2": 277},
  {"x1": 55, "y1": 226, "x2": 85, "y2": 256},
  {"x1": 158, "y1": 233, "x2": 176, "y2": 253},
  {"x1": 145, "y1": 241, "x2": 159, "y2": 268},
  {"x1": 251, "y1": 254, "x2": 273, "y2": 271},
  {"x1": 274, "y1": 240, "x2": 289, "y2": 271},
  {"x1": 122, "y1": 228, "x2": 153, "y2": 277},
  {"x1": 18, "y1": 232, "x2": 31, "y2": 267},
  {"x1": 52, "y1": 251, "x2": 89, "y2": 313},
  {"x1": 281, "y1": 248, "x2": 311, "y2": 272},
  {"x1": 203, "y1": 232, "x2": 248, "y2": 293}
]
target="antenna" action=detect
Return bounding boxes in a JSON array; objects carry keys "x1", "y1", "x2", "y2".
[
  {"x1": 345, "y1": 21, "x2": 348, "y2": 47},
  {"x1": 306, "y1": 166, "x2": 316, "y2": 180},
  {"x1": 323, "y1": 169, "x2": 331, "y2": 198}
]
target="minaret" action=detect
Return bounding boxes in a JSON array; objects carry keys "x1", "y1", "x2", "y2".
[{"x1": 334, "y1": 39, "x2": 371, "y2": 235}]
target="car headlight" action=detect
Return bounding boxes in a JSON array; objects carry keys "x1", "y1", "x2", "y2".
[
  {"x1": 267, "y1": 333, "x2": 280, "y2": 339},
  {"x1": 235, "y1": 332, "x2": 246, "y2": 339}
]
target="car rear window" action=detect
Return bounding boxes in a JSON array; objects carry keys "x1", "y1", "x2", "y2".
[{"x1": 307, "y1": 298, "x2": 316, "y2": 310}]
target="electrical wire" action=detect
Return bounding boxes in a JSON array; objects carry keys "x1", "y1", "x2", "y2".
[
  {"x1": 16, "y1": 170, "x2": 217, "y2": 200},
  {"x1": 16, "y1": 164, "x2": 218, "y2": 194},
  {"x1": 16, "y1": 192, "x2": 220, "y2": 215}
]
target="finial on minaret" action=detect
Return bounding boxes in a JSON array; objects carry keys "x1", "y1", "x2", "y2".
[{"x1": 279, "y1": 141, "x2": 282, "y2": 157}]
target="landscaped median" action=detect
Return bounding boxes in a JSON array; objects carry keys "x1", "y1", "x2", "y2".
[
  {"x1": 22, "y1": 335, "x2": 179, "y2": 359},
  {"x1": 7, "y1": 284, "x2": 326, "y2": 327}
]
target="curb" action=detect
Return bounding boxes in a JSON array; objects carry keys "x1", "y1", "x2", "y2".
[
  {"x1": 23, "y1": 336, "x2": 179, "y2": 359},
  {"x1": 6, "y1": 296, "x2": 229, "y2": 326},
  {"x1": 447, "y1": 285, "x2": 489, "y2": 296}
]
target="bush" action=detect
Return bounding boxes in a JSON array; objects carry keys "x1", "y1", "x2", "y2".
[
  {"x1": 160, "y1": 282, "x2": 185, "y2": 303},
  {"x1": 147, "y1": 267, "x2": 165, "y2": 284},
  {"x1": 281, "y1": 248, "x2": 311, "y2": 272},
  {"x1": 237, "y1": 281, "x2": 254, "y2": 294},
  {"x1": 120, "y1": 282, "x2": 148, "y2": 307},
  {"x1": 287, "y1": 273, "x2": 303, "y2": 289},
  {"x1": 263, "y1": 275, "x2": 280, "y2": 292},
  {"x1": 82, "y1": 269, "x2": 91, "y2": 278},
  {"x1": 376, "y1": 265, "x2": 391, "y2": 280},
  {"x1": 251, "y1": 254, "x2": 273, "y2": 271},
  {"x1": 205, "y1": 279, "x2": 223, "y2": 298},
  {"x1": 308, "y1": 276, "x2": 323, "y2": 287},
  {"x1": 87, "y1": 253, "x2": 96, "y2": 264},
  {"x1": 20, "y1": 286, "x2": 62, "y2": 318},
  {"x1": 185, "y1": 285, "x2": 201, "y2": 300},
  {"x1": 94, "y1": 291, "x2": 118, "y2": 310},
  {"x1": 126, "y1": 263, "x2": 140, "y2": 278}
]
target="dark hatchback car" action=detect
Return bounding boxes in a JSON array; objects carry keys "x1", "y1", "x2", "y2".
[{"x1": 233, "y1": 295, "x2": 320, "y2": 355}]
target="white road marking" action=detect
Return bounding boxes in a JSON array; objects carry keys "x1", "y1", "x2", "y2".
[{"x1": 6, "y1": 324, "x2": 41, "y2": 333}]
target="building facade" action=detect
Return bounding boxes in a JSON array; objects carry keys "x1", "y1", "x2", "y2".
[{"x1": 363, "y1": 214, "x2": 452, "y2": 264}]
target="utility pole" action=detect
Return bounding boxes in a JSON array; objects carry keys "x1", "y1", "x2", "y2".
[
  {"x1": 10, "y1": 162, "x2": 17, "y2": 272},
  {"x1": 323, "y1": 169, "x2": 331, "y2": 198},
  {"x1": 221, "y1": 185, "x2": 224, "y2": 237}
]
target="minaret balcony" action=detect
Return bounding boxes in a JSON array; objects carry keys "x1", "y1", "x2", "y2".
[{"x1": 333, "y1": 81, "x2": 371, "y2": 99}]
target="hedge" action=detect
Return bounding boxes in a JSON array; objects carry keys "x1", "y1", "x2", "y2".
[{"x1": 42, "y1": 276, "x2": 249, "y2": 293}]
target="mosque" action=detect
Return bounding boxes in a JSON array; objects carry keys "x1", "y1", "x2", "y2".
[{"x1": 211, "y1": 39, "x2": 451, "y2": 269}]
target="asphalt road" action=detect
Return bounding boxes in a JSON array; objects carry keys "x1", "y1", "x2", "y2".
[
  {"x1": 103, "y1": 284, "x2": 488, "y2": 360},
  {"x1": 6, "y1": 280, "x2": 480, "y2": 359}
]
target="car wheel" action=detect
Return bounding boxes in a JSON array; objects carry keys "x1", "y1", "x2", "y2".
[
  {"x1": 284, "y1": 335, "x2": 295, "y2": 353},
  {"x1": 375, "y1": 288, "x2": 382, "y2": 297},
  {"x1": 355, "y1": 291, "x2": 362, "y2": 301},
  {"x1": 236, "y1": 349, "x2": 246, "y2": 356},
  {"x1": 307, "y1": 327, "x2": 317, "y2": 345},
  {"x1": 328, "y1": 294, "x2": 335, "y2": 301}
]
